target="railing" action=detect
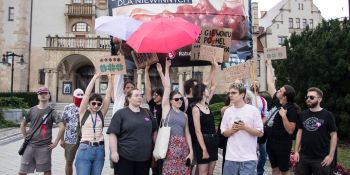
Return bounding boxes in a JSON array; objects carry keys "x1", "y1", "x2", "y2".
[
  {"x1": 66, "y1": 4, "x2": 95, "y2": 16},
  {"x1": 45, "y1": 36, "x2": 110, "y2": 50}
]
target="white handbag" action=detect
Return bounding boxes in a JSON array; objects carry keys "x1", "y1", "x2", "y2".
[{"x1": 153, "y1": 112, "x2": 171, "y2": 160}]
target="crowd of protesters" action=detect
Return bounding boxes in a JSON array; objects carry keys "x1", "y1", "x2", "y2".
[{"x1": 18, "y1": 59, "x2": 337, "y2": 175}]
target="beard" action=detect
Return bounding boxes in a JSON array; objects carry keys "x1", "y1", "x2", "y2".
[{"x1": 306, "y1": 100, "x2": 318, "y2": 108}]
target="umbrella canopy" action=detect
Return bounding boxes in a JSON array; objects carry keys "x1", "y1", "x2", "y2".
[
  {"x1": 95, "y1": 16, "x2": 143, "y2": 40},
  {"x1": 127, "y1": 17, "x2": 201, "y2": 53}
]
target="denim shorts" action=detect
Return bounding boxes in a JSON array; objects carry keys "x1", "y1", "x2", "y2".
[
  {"x1": 223, "y1": 160, "x2": 257, "y2": 175},
  {"x1": 75, "y1": 143, "x2": 105, "y2": 175}
]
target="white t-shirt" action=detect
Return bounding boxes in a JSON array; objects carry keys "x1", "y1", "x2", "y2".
[{"x1": 220, "y1": 104, "x2": 263, "y2": 162}]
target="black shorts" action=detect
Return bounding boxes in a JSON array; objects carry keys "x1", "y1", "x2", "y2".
[
  {"x1": 113, "y1": 155, "x2": 150, "y2": 175},
  {"x1": 266, "y1": 138, "x2": 292, "y2": 172}
]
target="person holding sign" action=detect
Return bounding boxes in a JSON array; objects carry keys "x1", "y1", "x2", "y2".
[
  {"x1": 75, "y1": 73, "x2": 113, "y2": 175},
  {"x1": 157, "y1": 59, "x2": 193, "y2": 175},
  {"x1": 192, "y1": 59, "x2": 219, "y2": 175}
]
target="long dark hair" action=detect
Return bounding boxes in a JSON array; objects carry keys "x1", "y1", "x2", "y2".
[
  {"x1": 192, "y1": 82, "x2": 207, "y2": 103},
  {"x1": 89, "y1": 93, "x2": 103, "y2": 102}
]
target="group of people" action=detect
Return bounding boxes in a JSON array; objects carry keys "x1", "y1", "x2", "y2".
[{"x1": 18, "y1": 58, "x2": 337, "y2": 175}]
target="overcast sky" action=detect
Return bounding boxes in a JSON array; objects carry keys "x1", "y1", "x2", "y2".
[{"x1": 252, "y1": 0, "x2": 349, "y2": 19}]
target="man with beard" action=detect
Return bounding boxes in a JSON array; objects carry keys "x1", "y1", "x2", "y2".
[{"x1": 293, "y1": 87, "x2": 337, "y2": 175}]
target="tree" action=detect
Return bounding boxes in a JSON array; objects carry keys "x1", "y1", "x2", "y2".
[{"x1": 273, "y1": 19, "x2": 350, "y2": 140}]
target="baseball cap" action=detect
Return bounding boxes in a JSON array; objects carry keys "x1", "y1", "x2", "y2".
[
  {"x1": 73, "y1": 88, "x2": 84, "y2": 99},
  {"x1": 37, "y1": 87, "x2": 49, "y2": 94}
]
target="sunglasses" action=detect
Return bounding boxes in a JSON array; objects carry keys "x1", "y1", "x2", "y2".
[
  {"x1": 91, "y1": 102, "x2": 102, "y2": 106},
  {"x1": 38, "y1": 92, "x2": 49, "y2": 95},
  {"x1": 227, "y1": 91, "x2": 238, "y2": 96},
  {"x1": 305, "y1": 96, "x2": 318, "y2": 100},
  {"x1": 173, "y1": 97, "x2": 184, "y2": 102}
]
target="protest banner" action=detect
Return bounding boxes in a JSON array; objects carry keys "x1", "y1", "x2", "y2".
[
  {"x1": 95, "y1": 52, "x2": 126, "y2": 75},
  {"x1": 131, "y1": 51, "x2": 159, "y2": 69},
  {"x1": 223, "y1": 60, "x2": 255, "y2": 83},
  {"x1": 193, "y1": 27, "x2": 232, "y2": 62},
  {"x1": 191, "y1": 44, "x2": 224, "y2": 63},
  {"x1": 264, "y1": 46, "x2": 287, "y2": 60}
]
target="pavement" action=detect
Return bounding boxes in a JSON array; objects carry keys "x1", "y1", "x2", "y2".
[{"x1": 0, "y1": 127, "x2": 271, "y2": 175}]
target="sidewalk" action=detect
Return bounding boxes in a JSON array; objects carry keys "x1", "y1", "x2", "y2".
[{"x1": 0, "y1": 127, "x2": 271, "y2": 175}]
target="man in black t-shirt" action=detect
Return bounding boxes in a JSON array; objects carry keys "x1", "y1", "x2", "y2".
[
  {"x1": 266, "y1": 60, "x2": 298, "y2": 175},
  {"x1": 294, "y1": 87, "x2": 337, "y2": 175}
]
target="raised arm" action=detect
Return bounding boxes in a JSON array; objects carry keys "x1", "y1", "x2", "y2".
[
  {"x1": 101, "y1": 74, "x2": 113, "y2": 116},
  {"x1": 206, "y1": 60, "x2": 219, "y2": 104},
  {"x1": 266, "y1": 59, "x2": 277, "y2": 97},
  {"x1": 159, "y1": 60, "x2": 171, "y2": 119},
  {"x1": 144, "y1": 64, "x2": 152, "y2": 102},
  {"x1": 79, "y1": 73, "x2": 100, "y2": 118}
]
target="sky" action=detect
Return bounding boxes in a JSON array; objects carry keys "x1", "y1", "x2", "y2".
[{"x1": 252, "y1": 0, "x2": 349, "y2": 19}]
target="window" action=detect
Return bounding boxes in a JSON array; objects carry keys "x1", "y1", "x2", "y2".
[
  {"x1": 193, "y1": 72, "x2": 203, "y2": 82},
  {"x1": 302, "y1": 19, "x2": 307, "y2": 28},
  {"x1": 296, "y1": 18, "x2": 300, "y2": 29},
  {"x1": 38, "y1": 69, "x2": 45, "y2": 85},
  {"x1": 298, "y1": 3, "x2": 304, "y2": 10},
  {"x1": 8, "y1": 7, "x2": 14, "y2": 21},
  {"x1": 309, "y1": 19, "x2": 314, "y2": 28},
  {"x1": 84, "y1": 0, "x2": 93, "y2": 3},
  {"x1": 278, "y1": 36, "x2": 286, "y2": 45},
  {"x1": 73, "y1": 0, "x2": 81, "y2": 3},
  {"x1": 289, "y1": 18, "x2": 293, "y2": 28},
  {"x1": 72, "y1": 22, "x2": 90, "y2": 32}
]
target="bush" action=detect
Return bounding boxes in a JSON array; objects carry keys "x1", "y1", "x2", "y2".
[
  {"x1": 210, "y1": 94, "x2": 227, "y2": 104},
  {"x1": 0, "y1": 111, "x2": 19, "y2": 128},
  {"x1": 0, "y1": 97, "x2": 29, "y2": 109},
  {"x1": 0, "y1": 92, "x2": 38, "y2": 107},
  {"x1": 209, "y1": 102, "x2": 225, "y2": 127}
]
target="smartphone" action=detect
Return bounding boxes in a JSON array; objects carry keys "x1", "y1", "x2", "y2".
[{"x1": 185, "y1": 158, "x2": 191, "y2": 167}]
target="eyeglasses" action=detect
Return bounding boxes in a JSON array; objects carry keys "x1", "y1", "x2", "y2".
[
  {"x1": 228, "y1": 91, "x2": 238, "y2": 96},
  {"x1": 305, "y1": 96, "x2": 318, "y2": 100},
  {"x1": 173, "y1": 97, "x2": 184, "y2": 102},
  {"x1": 91, "y1": 102, "x2": 102, "y2": 106}
]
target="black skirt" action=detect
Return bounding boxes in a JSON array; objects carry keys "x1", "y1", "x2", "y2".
[{"x1": 193, "y1": 134, "x2": 219, "y2": 164}]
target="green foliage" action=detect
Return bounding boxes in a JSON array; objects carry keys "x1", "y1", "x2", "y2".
[
  {"x1": 209, "y1": 102, "x2": 225, "y2": 127},
  {"x1": 0, "y1": 92, "x2": 38, "y2": 107},
  {"x1": 273, "y1": 19, "x2": 350, "y2": 139},
  {"x1": 0, "y1": 111, "x2": 18, "y2": 128},
  {"x1": 0, "y1": 97, "x2": 29, "y2": 109},
  {"x1": 210, "y1": 94, "x2": 227, "y2": 104}
]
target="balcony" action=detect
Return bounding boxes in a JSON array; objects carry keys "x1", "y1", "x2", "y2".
[
  {"x1": 65, "y1": 4, "x2": 95, "y2": 16},
  {"x1": 44, "y1": 35, "x2": 110, "y2": 51}
]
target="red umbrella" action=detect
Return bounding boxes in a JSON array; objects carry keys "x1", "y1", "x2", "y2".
[{"x1": 127, "y1": 17, "x2": 201, "y2": 53}]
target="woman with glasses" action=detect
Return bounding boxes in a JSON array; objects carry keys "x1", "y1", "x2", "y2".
[
  {"x1": 192, "y1": 59, "x2": 218, "y2": 175},
  {"x1": 156, "y1": 59, "x2": 193, "y2": 175},
  {"x1": 107, "y1": 87, "x2": 158, "y2": 175},
  {"x1": 75, "y1": 73, "x2": 113, "y2": 175}
]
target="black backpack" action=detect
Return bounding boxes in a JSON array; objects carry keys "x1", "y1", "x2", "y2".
[{"x1": 76, "y1": 110, "x2": 104, "y2": 144}]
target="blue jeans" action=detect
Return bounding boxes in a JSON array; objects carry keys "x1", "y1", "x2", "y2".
[
  {"x1": 223, "y1": 160, "x2": 257, "y2": 175},
  {"x1": 257, "y1": 143, "x2": 267, "y2": 175},
  {"x1": 75, "y1": 143, "x2": 105, "y2": 175}
]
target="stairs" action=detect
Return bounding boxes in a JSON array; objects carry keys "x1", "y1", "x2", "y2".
[{"x1": 52, "y1": 103, "x2": 114, "y2": 126}]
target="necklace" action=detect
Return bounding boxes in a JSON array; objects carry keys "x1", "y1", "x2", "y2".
[{"x1": 198, "y1": 103, "x2": 209, "y2": 110}]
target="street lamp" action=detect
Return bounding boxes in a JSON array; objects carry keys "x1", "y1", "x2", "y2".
[{"x1": 1, "y1": 52, "x2": 26, "y2": 95}]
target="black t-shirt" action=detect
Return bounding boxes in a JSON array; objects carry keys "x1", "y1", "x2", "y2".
[
  {"x1": 265, "y1": 94, "x2": 297, "y2": 141},
  {"x1": 106, "y1": 107, "x2": 157, "y2": 162},
  {"x1": 298, "y1": 109, "x2": 337, "y2": 159},
  {"x1": 148, "y1": 99, "x2": 162, "y2": 126}
]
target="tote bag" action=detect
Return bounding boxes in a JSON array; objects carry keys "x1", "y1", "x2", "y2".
[{"x1": 153, "y1": 112, "x2": 171, "y2": 160}]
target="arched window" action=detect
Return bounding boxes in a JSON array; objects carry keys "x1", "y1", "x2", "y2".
[{"x1": 72, "y1": 22, "x2": 90, "y2": 32}]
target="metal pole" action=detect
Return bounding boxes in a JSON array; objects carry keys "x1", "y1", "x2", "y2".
[{"x1": 11, "y1": 54, "x2": 14, "y2": 95}]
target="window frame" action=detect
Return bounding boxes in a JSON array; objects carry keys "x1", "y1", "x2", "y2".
[
  {"x1": 296, "y1": 18, "x2": 300, "y2": 29},
  {"x1": 302, "y1": 19, "x2": 307, "y2": 29},
  {"x1": 309, "y1": 19, "x2": 314, "y2": 28},
  {"x1": 72, "y1": 22, "x2": 90, "y2": 32},
  {"x1": 8, "y1": 7, "x2": 14, "y2": 21},
  {"x1": 289, "y1": 18, "x2": 293, "y2": 29}
]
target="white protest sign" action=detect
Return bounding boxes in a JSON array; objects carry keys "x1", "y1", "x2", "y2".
[{"x1": 264, "y1": 46, "x2": 287, "y2": 60}]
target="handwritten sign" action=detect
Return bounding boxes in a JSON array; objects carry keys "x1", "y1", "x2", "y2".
[
  {"x1": 223, "y1": 61, "x2": 255, "y2": 83},
  {"x1": 193, "y1": 27, "x2": 232, "y2": 62},
  {"x1": 191, "y1": 44, "x2": 224, "y2": 62},
  {"x1": 264, "y1": 46, "x2": 287, "y2": 60},
  {"x1": 95, "y1": 52, "x2": 126, "y2": 75},
  {"x1": 131, "y1": 51, "x2": 159, "y2": 69}
]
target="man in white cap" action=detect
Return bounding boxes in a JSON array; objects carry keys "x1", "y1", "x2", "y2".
[{"x1": 60, "y1": 88, "x2": 84, "y2": 175}]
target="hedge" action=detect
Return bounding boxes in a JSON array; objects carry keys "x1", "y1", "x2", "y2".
[{"x1": 0, "y1": 92, "x2": 38, "y2": 107}]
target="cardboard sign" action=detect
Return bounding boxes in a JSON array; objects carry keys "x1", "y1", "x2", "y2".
[
  {"x1": 95, "y1": 52, "x2": 126, "y2": 75},
  {"x1": 194, "y1": 27, "x2": 232, "y2": 62},
  {"x1": 264, "y1": 46, "x2": 287, "y2": 60},
  {"x1": 223, "y1": 61, "x2": 254, "y2": 83},
  {"x1": 131, "y1": 51, "x2": 159, "y2": 69},
  {"x1": 191, "y1": 44, "x2": 224, "y2": 63}
]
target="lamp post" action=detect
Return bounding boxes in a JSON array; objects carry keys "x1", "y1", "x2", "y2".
[{"x1": 1, "y1": 52, "x2": 26, "y2": 95}]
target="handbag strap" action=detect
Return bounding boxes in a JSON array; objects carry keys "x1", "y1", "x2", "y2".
[
  {"x1": 160, "y1": 109, "x2": 171, "y2": 128},
  {"x1": 264, "y1": 107, "x2": 279, "y2": 127},
  {"x1": 26, "y1": 108, "x2": 54, "y2": 141}
]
